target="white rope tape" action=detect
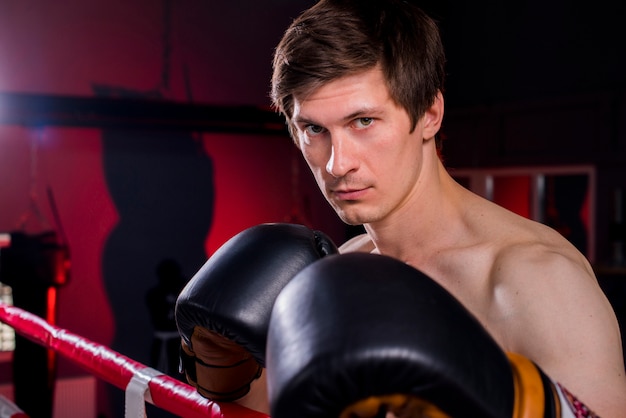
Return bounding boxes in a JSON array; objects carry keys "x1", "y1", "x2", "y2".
[
  {"x1": 125, "y1": 367, "x2": 164, "y2": 418},
  {"x1": 0, "y1": 395, "x2": 27, "y2": 418},
  {"x1": 0, "y1": 302, "x2": 269, "y2": 418}
]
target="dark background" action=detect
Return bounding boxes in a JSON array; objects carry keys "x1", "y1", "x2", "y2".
[{"x1": 0, "y1": 1, "x2": 624, "y2": 417}]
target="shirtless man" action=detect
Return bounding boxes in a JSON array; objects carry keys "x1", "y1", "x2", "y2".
[{"x1": 270, "y1": 0, "x2": 626, "y2": 416}]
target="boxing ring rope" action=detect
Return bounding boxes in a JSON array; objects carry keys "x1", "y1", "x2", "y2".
[{"x1": 0, "y1": 302, "x2": 268, "y2": 418}]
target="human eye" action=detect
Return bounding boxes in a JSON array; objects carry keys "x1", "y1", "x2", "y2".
[
  {"x1": 353, "y1": 117, "x2": 374, "y2": 129},
  {"x1": 304, "y1": 124, "x2": 326, "y2": 136}
]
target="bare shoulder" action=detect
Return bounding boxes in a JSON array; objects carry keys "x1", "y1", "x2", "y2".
[
  {"x1": 491, "y1": 231, "x2": 610, "y2": 345},
  {"x1": 492, "y1": 227, "x2": 595, "y2": 292},
  {"x1": 491, "y1": 235, "x2": 626, "y2": 416},
  {"x1": 339, "y1": 233, "x2": 376, "y2": 254}
]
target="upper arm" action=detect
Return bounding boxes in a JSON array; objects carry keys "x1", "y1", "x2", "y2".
[{"x1": 495, "y1": 249, "x2": 626, "y2": 416}]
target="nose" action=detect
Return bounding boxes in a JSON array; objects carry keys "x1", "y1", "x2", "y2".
[{"x1": 325, "y1": 134, "x2": 358, "y2": 178}]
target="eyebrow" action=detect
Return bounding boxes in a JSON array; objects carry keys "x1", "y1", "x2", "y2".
[
  {"x1": 344, "y1": 107, "x2": 383, "y2": 121},
  {"x1": 294, "y1": 106, "x2": 384, "y2": 126},
  {"x1": 293, "y1": 115, "x2": 317, "y2": 126}
]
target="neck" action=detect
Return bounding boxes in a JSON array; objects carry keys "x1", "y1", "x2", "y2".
[{"x1": 364, "y1": 160, "x2": 465, "y2": 263}]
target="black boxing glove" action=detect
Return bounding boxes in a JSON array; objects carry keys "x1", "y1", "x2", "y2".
[
  {"x1": 175, "y1": 223, "x2": 337, "y2": 402},
  {"x1": 267, "y1": 253, "x2": 522, "y2": 418}
]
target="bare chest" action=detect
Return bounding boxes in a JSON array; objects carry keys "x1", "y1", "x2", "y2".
[{"x1": 406, "y1": 251, "x2": 514, "y2": 351}]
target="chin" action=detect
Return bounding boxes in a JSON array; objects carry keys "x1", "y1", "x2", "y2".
[
  {"x1": 335, "y1": 211, "x2": 357, "y2": 225},
  {"x1": 331, "y1": 200, "x2": 381, "y2": 225},
  {"x1": 336, "y1": 210, "x2": 375, "y2": 226}
]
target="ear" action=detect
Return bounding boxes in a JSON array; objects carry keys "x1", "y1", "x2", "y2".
[{"x1": 422, "y1": 91, "x2": 444, "y2": 141}]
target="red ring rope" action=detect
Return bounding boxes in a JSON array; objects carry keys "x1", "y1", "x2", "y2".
[{"x1": 0, "y1": 302, "x2": 268, "y2": 418}]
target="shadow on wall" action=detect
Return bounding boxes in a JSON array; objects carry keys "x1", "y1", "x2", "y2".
[{"x1": 96, "y1": 85, "x2": 215, "y2": 418}]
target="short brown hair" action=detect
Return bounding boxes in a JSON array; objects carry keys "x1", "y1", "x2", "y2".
[{"x1": 271, "y1": 0, "x2": 446, "y2": 146}]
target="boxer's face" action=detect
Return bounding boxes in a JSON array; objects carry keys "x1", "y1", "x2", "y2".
[{"x1": 291, "y1": 65, "x2": 440, "y2": 226}]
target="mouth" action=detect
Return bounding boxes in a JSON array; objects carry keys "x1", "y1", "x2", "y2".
[{"x1": 331, "y1": 187, "x2": 370, "y2": 201}]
